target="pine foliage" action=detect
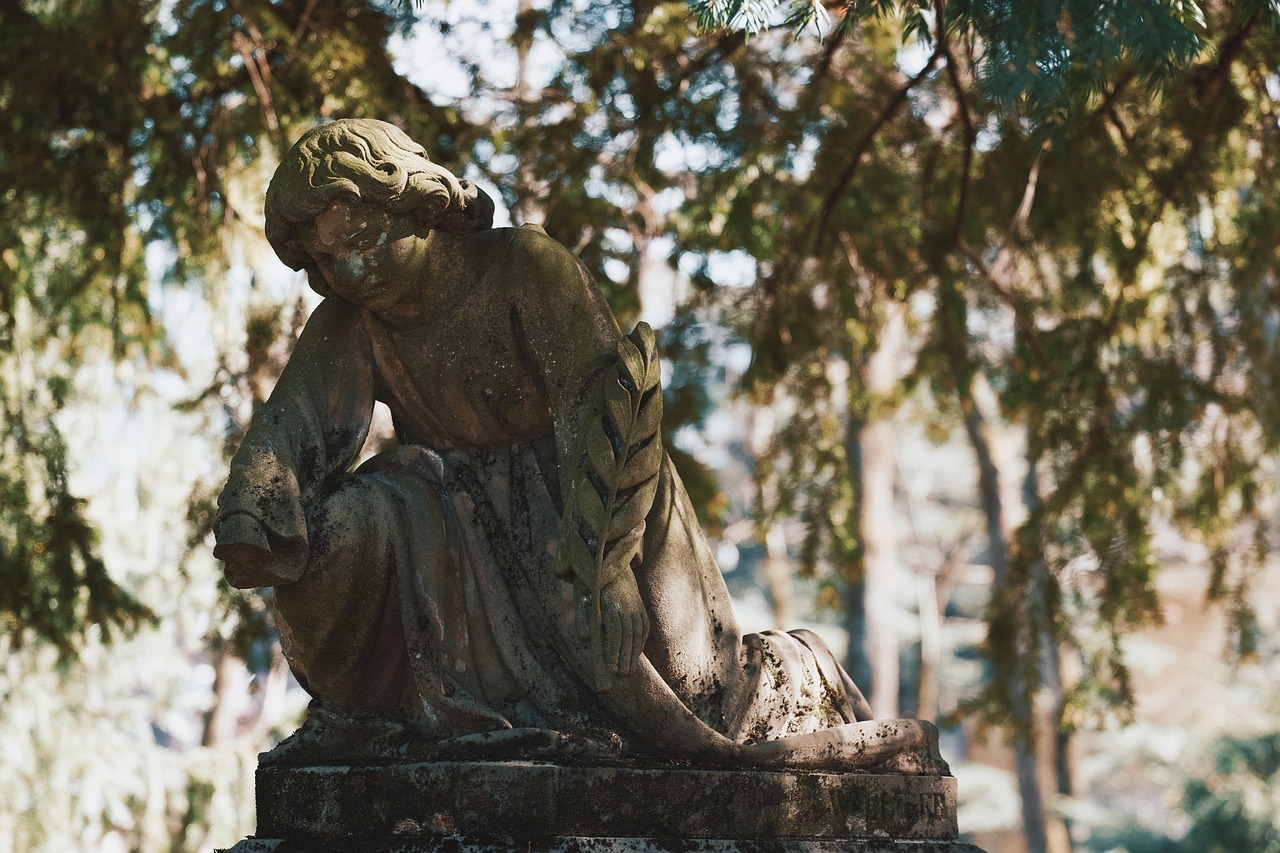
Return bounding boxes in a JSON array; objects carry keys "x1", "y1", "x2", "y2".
[{"x1": 688, "y1": 0, "x2": 1279, "y2": 125}]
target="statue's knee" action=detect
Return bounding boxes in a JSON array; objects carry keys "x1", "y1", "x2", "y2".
[
  {"x1": 305, "y1": 476, "x2": 390, "y2": 561},
  {"x1": 305, "y1": 467, "x2": 446, "y2": 567}
]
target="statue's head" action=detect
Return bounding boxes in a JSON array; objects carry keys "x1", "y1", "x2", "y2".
[{"x1": 265, "y1": 119, "x2": 494, "y2": 296}]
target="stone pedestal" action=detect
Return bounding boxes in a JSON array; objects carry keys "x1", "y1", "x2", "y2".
[{"x1": 224, "y1": 761, "x2": 985, "y2": 852}]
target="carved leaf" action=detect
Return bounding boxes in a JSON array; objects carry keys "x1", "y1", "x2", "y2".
[
  {"x1": 565, "y1": 534, "x2": 595, "y2": 588},
  {"x1": 604, "y1": 397, "x2": 635, "y2": 448},
  {"x1": 629, "y1": 388, "x2": 663, "y2": 440},
  {"x1": 575, "y1": 477, "x2": 608, "y2": 530},
  {"x1": 585, "y1": 428, "x2": 616, "y2": 476},
  {"x1": 604, "y1": 522, "x2": 647, "y2": 559},
  {"x1": 620, "y1": 436, "x2": 662, "y2": 489},
  {"x1": 558, "y1": 322, "x2": 664, "y2": 690}
]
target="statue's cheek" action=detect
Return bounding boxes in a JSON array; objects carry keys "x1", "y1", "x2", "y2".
[
  {"x1": 336, "y1": 252, "x2": 370, "y2": 280},
  {"x1": 326, "y1": 253, "x2": 385, "y2": 297}
]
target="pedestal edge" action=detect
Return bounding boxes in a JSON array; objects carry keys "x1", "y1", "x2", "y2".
[{"x1": 257, "y1": 761, "x2": 960, "y2": 842}]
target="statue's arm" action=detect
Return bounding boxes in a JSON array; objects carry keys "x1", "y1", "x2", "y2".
[
  {"x1": 508, "y1": 232, "x2": 657, "y2": 689},
  {"x1": 507, "y1": 233, "x2": 621, "y2": 459},
  {"x1": 213, "y1": 298, "x2": 376, "y2": 586}
]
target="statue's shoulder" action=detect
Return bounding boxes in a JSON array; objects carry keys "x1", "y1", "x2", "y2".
[
  {"x1": 482, "y1": 223, "x2": 575, "y2": 259},
  {"x1": 305, "y1": 295, "x2": 366, "y2": 333},
  {"x1": 471, "y1": 226, "x2": 585, "y2": 291}
]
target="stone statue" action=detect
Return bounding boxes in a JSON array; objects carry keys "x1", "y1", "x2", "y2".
[{"x1": 214, "y1": 118, "x2": 944, "y2": 774}]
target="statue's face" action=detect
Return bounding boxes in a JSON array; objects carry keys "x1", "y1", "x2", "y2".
[{"x1": 301, "y1": 198, "x2": 426, "y2": 312}]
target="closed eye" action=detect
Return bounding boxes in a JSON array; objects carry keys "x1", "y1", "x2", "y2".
[
  {"x1": 301, "y1": 237, "x2": 335, "y2": 261},
  {"x1": 305, "y1": 205, "x2": 394, "y2": 252},
  {"x1": 345, "y1": 223, "x2": 384, "y2": 248}
]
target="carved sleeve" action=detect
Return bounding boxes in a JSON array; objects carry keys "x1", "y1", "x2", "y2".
[{"x1": 214, "y1": 298, "x2": 376, "y2": 582}]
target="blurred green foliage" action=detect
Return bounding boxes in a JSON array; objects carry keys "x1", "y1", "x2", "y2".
[
  {"x1": 667, "y1": 0, "x2": 1280, "y2": 741},
  {"x1": 1090, "y1": 729, "x2": 1280, "y2": 852}
]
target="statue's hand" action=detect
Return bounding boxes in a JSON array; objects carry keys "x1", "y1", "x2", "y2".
[{"x1": 575, "y1": 573, "x2": 650, "y2": 680}]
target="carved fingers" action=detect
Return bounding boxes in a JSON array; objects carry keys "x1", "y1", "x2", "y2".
[{"x1": 599, "y1": 574, "x2": 650, "y2": 678}]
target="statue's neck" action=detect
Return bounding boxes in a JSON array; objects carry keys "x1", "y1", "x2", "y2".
[{"x1": 375, "y1": 230, "x2": 475, "y2": 329}]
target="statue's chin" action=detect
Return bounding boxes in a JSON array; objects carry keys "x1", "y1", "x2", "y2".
[{"x1": 339, "y1": 281, "x2": 410, "y2": 315}]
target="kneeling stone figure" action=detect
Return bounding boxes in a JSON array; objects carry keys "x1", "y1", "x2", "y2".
[{"x1": 214, "y1": 118, "x2": 945, "y2": 774}]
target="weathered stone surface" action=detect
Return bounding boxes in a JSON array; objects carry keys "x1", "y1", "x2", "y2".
[
  {"x1": 218, "y1": 760, "x2": 985, "y2": 852},
  {"x1": 227, "y1": 838, "x2": 985, "y2": 852}
]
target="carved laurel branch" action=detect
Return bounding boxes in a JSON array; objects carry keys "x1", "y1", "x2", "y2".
[{"x1": 560, "y1": 322, "x2": 663, "y2": 691}]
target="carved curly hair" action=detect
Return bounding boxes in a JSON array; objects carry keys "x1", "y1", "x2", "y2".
[{"x1": 265, "y1": 119, "x2": 494, "y2": 295}]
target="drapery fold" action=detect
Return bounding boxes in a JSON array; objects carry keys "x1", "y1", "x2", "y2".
[{"x1": 255, "y1": 440, "x2": 939, "y2": 771}]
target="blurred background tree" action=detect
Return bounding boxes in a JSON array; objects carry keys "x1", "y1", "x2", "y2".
[{"x1": 2, "y1": 1, "x2": 1279, "y2": 851}]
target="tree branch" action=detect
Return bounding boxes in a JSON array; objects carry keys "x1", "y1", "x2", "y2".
[
  {"x1": 936, "y1": 12, "x2": 1053, "y2": 378},
  {"x1": 939, "y1": 24, "x2": 975, "y2": 245},
  {"x1": 1152, "y1": 10, "x2": 1261, "y2": 211},
  {"x1": 812, "y1": 47, "x2": 943, "y2": 255},
  {"x1": 230, "y1": 30, "x2": 280, "y2": 136},
  {"x1": 1095, "y1": 69, "x2": 1137, "y2": 154},
  {"x1": 956, "y1": 237, "x2": 1052, "y2": 375},
  {"x1": 1005, "y1": 147, "x2": 1044, "y2": 246}
]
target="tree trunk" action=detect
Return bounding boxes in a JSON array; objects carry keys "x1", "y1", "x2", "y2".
[
  {"x1": 762, "y1": 522, "x2": 795, "y2": 627},
  {"x1": 857, "y1": 414, "x2": 900, "y2": 718},
  {"x1": 842, "y1": 575, "x2": 872, "y2": 693},
  {"x1": 249, "y1": 642, "x2": 292, "y2": 742},
  {"x1": 915, "y1": 567, "x2": 941, "y2": 723},
  {"x1": 511, "y1": 0, "x2": 545, "y2": 227},
  {"x1": 1047, "y1": 638, "x2": 1075, "y2": 853},
  {"x1": 939, "y1": 265, "x2": 1053, "y2": 851},
  {"x1": 201, "y1": 645, "x2": 240, "y2": 748},
  {"x1": 1026, "y1": 458, "x2": 1076, "y2": 853},
  {"x1": 962, "y1": 404, "x2": 1049, "y2": 853},
  {"x1": 845, "y1": 302, "x2": 906, "y2": 719},
  {"x1": 918, "y1": 546, "x2": 962, "y2": 722},
  {"x1": 921, "y1": 555, "x2": 952, "y2": 722}
]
